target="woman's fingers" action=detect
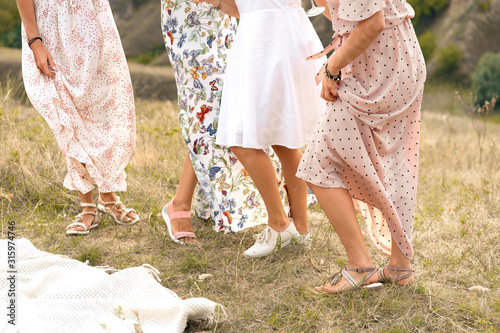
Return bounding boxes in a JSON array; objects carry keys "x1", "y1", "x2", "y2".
[
  {"x1": 39, "y1": 59, "x2": 55, "y2": 77},
  {"x1": 33, "y1": 45, "x2": 56, "y2": 77},
  {"x1": 321, "y1": 78, "x2": 338, "y2": 102},
  {"x1": 47, "y1": 53, "x2": 56, "y2": 74}
]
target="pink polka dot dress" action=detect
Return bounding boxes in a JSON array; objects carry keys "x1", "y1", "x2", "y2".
[
  {"x1": 21, "y1": 0, "x2": 136, "y2": 194},
  {"x1": 297, "y1": 0, "x2": 426, "y2": 259}
]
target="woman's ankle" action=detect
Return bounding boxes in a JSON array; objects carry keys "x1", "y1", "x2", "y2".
[
  {"x1": 268, "y1": 217, "x2": 291, "y2": 232},
  {"x1": 171, "y1": 196, "x2": 191, "y2": 212},
  {"x1": 99, "y1": 192, "x2": 117, "y2": 202}
]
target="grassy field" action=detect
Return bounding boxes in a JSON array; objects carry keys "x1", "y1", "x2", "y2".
[{"x1": 0, "y1": 70, "x2": 499, "y2": 332}]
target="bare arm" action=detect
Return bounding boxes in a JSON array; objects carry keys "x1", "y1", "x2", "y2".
[
  {"x1": 321, "y1": 10, "x2": 385, "y2": 102},
  {"x1": 16, "y1": 0, "x2": 55, "y2": 76},
  {"x1": 314, "y1": 0, "x2": 332, "y2": 21},
  {"x1": 193, "y1": 0, "x2": 240, "y2": 18}
]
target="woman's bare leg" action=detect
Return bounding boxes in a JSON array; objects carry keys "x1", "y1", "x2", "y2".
[
  {"x1": 308, "y1": 184, "x2": 378, "y2": 292},
  {"x1": 271, "y1": 146, "x2": 309, "y2": 235},
  {"x1": 168, "y1": 152, "x2": 198, "y2": 243},
  {"x1": 230, "y1": 146, "x2": 289, "y2": 231},
  {"x1": 67, "y1": 190, "x2": 96, "y2": 232},
  {"x1": 383, "y1": 238, "x2": 414, "y2": 284}
]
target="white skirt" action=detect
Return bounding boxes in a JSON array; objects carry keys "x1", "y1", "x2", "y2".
[{"x1": 215, "y1": 0, "x2": 325, "y2": 149}]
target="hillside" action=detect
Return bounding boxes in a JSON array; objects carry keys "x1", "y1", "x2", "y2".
[
  {"x1": 110, "y1": 0, "x2": 500, "y2": 77},
  {"x1": 424, "y1": 0, "x2": 500, "y2": 74},
  {"x1": 2, "y1": 0, "x2": 500, "y2": 98},
  {"x1": 109, "y1": 1, "x2": 335, "y2": 61}
]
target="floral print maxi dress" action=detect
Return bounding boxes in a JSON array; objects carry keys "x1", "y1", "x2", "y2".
[
  {"x1": 161, "y1": 0, "x2": 290, "y2": 232},
  {"x1": 21, "y1": 0, "x2": 136, "y2": 194}
]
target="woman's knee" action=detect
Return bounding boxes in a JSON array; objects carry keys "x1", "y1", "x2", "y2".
[{"x1": 229, "y1": 146, "x2": 259, "y2": 159}]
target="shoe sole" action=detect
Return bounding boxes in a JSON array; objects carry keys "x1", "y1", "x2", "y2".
[
  {"x1": 66, "y1": 220, "x2": 99, "y2": 236},
  {"x1": 364, "y1": 282, "x2": 384, "y2": 291},
  {"x1": 162, "y1": 203, "x2": 184, "y2": 245},
  {"x1": 243, "y1": 236, "x2": 296, "y2": 258}
]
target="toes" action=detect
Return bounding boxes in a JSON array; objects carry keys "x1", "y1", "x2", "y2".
[
  {"x1": 179, "y1": 236, "x2": 198, "y2": 244},
  {"x1": 315, "y1": 283, "x2": 336, "y2": 294}
]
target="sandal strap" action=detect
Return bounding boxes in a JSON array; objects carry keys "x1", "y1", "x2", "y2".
[
  {"x1": 342, "y1": 266, "x2": 377, "y2": 287},
  {"x1": 341, "y1": 269, "x2": 358, "y2": 287},
  {"x1": 168, "y1": 201, "x2": 191, "y2": 221},
  {"x1": 79, "y1": 211, "x2": 96, "y2": 216},
  {"x1": 345, "y1": 266, "x2": 377, "y2": 273},
  {"x1": 66, "y1": 221, "x2": 88, "y2": 231},
  {"x1": 392, "y1": 271, "x2": 414, "y2": 282},
  {"x1": 386, "y1": 265, "x2": 413, "y2": 272},
  {"x1": 99, "y1": 194, "x2": 121, "y2": 206},
  {"x1": 379, "y1": 265, "x2": 414, "y2": 283},
  {"x1": 325, "y1": 270, "x2": 342, "y2": 285},
  {"x1": 173, "y1": 231, "x2": 197, "y2": 240},
  {"x1": 378, "y1": 267, "x2": 388, "y2": 283},
  {"x1": 118, "y1": 208, "x2": 137, "y2": 223},
  {"x1": 80, "y1": 203, "x2": 96, "y2": 208}
]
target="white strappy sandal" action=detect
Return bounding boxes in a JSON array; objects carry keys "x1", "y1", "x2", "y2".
[
  {"x1": 66, "y1": 203, "x2": 99, "y2": 236},
  {"x1": 97, "y1": 195, "x2": 140, "y2": 226}
]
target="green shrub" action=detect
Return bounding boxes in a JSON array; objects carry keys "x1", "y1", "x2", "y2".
[
  {"x1": 478, "y1": 0, "x2": 491, "y2": 12},
  {"x1": 435, "y1": 44, "x2": 464, "y2": 79},
  {"x1": 418, "y1": 32, "x2": 436, "y2": 61},
  {"x1": 0, "y1": 0, "x2": 22, "y2": 48},
  {"x1": 472, "y1": 52, "x2": 500, "y2": 112},
  {"x1": 409, "y1": 0, "x2": 451, "y2": 32}
]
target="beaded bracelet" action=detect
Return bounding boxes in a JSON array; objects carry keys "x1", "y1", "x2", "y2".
[
  {"x1": 215, "y1": 0, "x2": 222, "y2": 10},
  {"x1": 28, "y1": 37, "x2": 43, "y2": 48},
  {"x1": 324, "y1": 65, "x2": 341, "y2": 81}
]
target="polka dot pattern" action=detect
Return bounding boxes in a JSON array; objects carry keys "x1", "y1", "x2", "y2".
[
  {"x1": 328, "y1": 0, "x2": 416, "y2": 35},
  {"x1": 21, "y1": 0, "x2": 136, "y2": 194},
  {"x1": 297, "y1": 0, "x2": 426, "y2": 259}
]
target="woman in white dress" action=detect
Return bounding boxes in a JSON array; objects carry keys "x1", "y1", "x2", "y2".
[
  {"x1": 160, "y1": 0, "x2": 290, "y2": 244},
  {"x1": 194, "y1": 0, "x2": 325, "y2": 257},
  {"x1": 17, "y1": 0, "x2": 139, "y2": 235}
]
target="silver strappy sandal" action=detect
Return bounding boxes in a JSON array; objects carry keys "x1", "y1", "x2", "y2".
[
  {"x1": 316, "y1": 266, "x2": 384, "y2": 294},
  {"x1": 378, "y1": 265, "x2": 414, "y2": 285}
]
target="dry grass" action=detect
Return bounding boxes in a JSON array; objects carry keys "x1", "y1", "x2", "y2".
[{"x1": 0, "y1": 75, "x2": 499, "y2": 332}]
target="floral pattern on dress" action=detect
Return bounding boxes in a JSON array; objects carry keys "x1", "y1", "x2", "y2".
[{"x1": 161, "y1": 0, "x2": 290, "y2": 232}]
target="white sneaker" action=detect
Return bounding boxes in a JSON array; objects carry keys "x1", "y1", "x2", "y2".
[
  {"x1": 243, "y1": 219, "x2": 300, "y2": 258},
  {"x1": 294, "y1": 230, "x2": 312, "y2": 246}
]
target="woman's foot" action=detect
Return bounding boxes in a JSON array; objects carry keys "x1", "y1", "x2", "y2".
[
  {"x1": 66, "y1": 203, "x2": 99, "y2": 235},
  {"x1": 377, "y1": 265, "x2": 414, "y2": 285},
  {"x1": 98, "y1": 192, "x2": 139, "y2": 225},
  {"x1": 315, "y1": 266, "x2": 383, "y2": 294},
  {"x1": 162, "y1": 199, "x2": 198, "y2": 244},
  {"x1": 243, "y1": 219, "x2": 299, "y2": 258}
]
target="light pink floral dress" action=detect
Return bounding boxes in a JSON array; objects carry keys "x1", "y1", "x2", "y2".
[
  {"x1": 21, "y1": 0, "x2": 136, "y2": 193},
  {"x1": 297, "y1": 0, "x2": 426, "y2": 259}
]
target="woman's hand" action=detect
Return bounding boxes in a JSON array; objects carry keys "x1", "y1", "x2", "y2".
[
  {"x1": 16, "y1": 0, "x2": 56, "y2": 77},
  {"x1": 320, "y1": 75, "x2": 339, "y2": 102},
  {"x1": 320, "y1": 61, "x2": 341, "y2": 102},
  {"x1": 31, "y1": 41, "x2": 56, "y2": 77}
]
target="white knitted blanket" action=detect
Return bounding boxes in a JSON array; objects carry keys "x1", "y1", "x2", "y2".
[{"x1": 0, "y1": 238, "x2": 223, "y2": 332}]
